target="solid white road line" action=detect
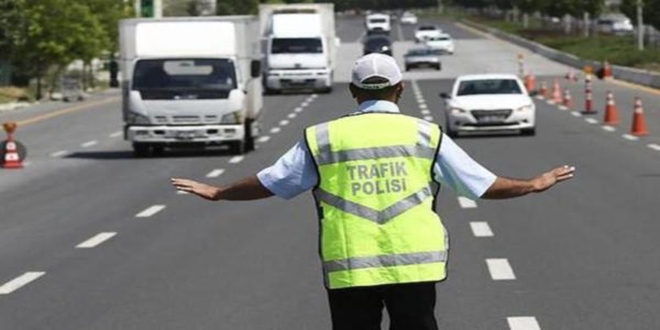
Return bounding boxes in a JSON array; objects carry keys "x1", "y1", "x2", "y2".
[
  {"x1": 288, "y1": 113, "x2": 297, "y2": 119},
  {"x1": 585, "y1": 118, "x2": 599, "y2": 124},
  {"x1": 507, "y1": 317, "x2": 541, "y2": 330},
  {"x1": 136, "y1": 205, "x2": 166, "y2": 218},
  {"x1": 294, "y1": 107, "x2": 303, "y2": 113},
  {"x1": 229, "y1": 156, "x2": 244, "y2": 164},
  {"x1": 469, "y1": 222, "x2": 494, "y2": 237},
  {"x1": 602, "y1": 125, "x2": 616, "y2": 132},
  {"x1": 457, "y1": 196, "x2": 478, "y2": 209},
  {"x1": 206, "y1": 169, "x2": 225, "y2": 178},
  {"x1": 647, "y1": 143, "x2": 660, "y2": 151},
  {"x1": 0, "y1": 272, "x2": 46, "y2": 295},
  {"x1": 270, "y1": 127, "x2": 281, "y2": 134},
  {"x1": 109, "y1": 131, "x2": 123, "y2": 138},
  {"x1": 570, "y1": 111, "x2": 582, "y2": 117},
  {"x1": 81, "y1": 140, "x2": 98, "y2": 148},
  {"x1": 76, "y1": 232, "x2": 116, "y2": 249},
  {"x1": 279, "y1": 119, "x2": 290, "y2": 126},
  {"x1": 622, "y1": 134, "x2": 639, "y2": 141},
  {"x1": 486, "y1": 258, "x2": 516, "y2": 280},
  {"x1": 423, "y1": 116, "x2": 434, "y2": 121},
  {"x1": 257, "y1": 135, "x2": 271, "y2": 143},
  {"x1": 50, "y1": 150, "x2": 69, "y2": 158}
]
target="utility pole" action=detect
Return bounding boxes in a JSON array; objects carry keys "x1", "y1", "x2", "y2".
[{"x1": 637, "y1": 0, "x2": 644, "y2": 51}]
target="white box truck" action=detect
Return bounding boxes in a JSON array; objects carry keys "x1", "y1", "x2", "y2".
[
  {"x1": 259, "y1": 3, "x2": 337, "y2": 94},
  {"x1": 119, "y1": 16, "x2": 263, "y2": 156}
]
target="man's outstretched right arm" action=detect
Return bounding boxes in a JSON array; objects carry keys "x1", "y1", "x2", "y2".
[{"x1": 481, "y1": 165, "x2": 576, "y2": 199}]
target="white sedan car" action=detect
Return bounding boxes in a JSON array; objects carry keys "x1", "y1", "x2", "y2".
[
  {"x1": 400, "y1": 12, "x2": 418, "y2": 25},
  {"x1": 414, "y1": 25, "x2": 442, "y2": 43},
  {"x1": 424, "y1": 34, "x2": 454, "y2": 54},
  {"x1": 441, "y1": 74, "x2": 536, "y2": 137}
]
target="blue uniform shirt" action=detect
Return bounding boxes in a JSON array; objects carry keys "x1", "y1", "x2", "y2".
[{"x1": 257, "y1": 100, "x2": 497, "y2": 200}]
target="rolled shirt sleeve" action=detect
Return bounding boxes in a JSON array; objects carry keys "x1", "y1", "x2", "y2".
[
  {"x1": 433, "y1": 134, "x2": 497, "y2": 200},
  {"x1": 257, "y1": 140, "x2": 318, "y2": 200}
]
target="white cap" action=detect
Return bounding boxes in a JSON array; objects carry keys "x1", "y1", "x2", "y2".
[{"x1": 351, "y1": 53, "x2": 402, "y2": 90}]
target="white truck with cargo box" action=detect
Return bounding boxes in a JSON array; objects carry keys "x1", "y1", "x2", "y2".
[
  {"x1": 259, "y1": 3, "x2": 337, "y2": 93},
  {"x1": 119, "y1": 16, "x2": 263, "y2": 156}
]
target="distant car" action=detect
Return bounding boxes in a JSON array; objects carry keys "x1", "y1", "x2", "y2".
[
  {"x1": 441, "y1": 74, "x2": 536, "y2": 137},
  {"x1": 424, "y1": 33, "x2": 454, "y2": 54},
  {"x1": 363, "y1": 35, "x2": 392, "y2": 56},
  {"x1": 366, "y1": 13, "x2": 391, "y2": 34},
  {"x1": 400, "y1": 12, "x2": 418, "y2": 25},
  {"x1": 404, "y1": 48, "x2": 442, "y2": 71},
  {"x1": 595, "y1": 14, "x2": 634, "y2": 35},
  {"x1": 414, "y1": 25, "x2": 442, "y2": 43}
]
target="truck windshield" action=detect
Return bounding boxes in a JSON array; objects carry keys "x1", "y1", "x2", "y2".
[
  {"x1": 457, "y1": 79, "x2": 522, "y2": 96},
  {"x1": 132, "y1": 59, "x2": 236, "y2": 99},
  {"x1": 271, "y1": 38, "x2": 323, "y2": 54}
]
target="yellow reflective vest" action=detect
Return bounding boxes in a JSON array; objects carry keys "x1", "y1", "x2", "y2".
[{"x1": 305, "y1": 112, "x2": 448, "y2": 289}]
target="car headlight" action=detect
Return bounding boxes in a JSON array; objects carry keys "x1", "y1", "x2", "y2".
[
  {"x1": 516, "y1": 105, "x2": 534, "y2": 112},
  {"x1": 127, "y1": 111, "x2": 151, "y2": 125},
  {"x1": 449, "y1": 107, "x2": 467, "y2": 114},
  {"x1": 221, "y1": 110, "x2": 244, "y2": 124}
]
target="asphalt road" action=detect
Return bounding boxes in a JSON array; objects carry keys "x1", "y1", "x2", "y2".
[{"x1": 1, "y1": 15, "x2": 659, "y2": 330}]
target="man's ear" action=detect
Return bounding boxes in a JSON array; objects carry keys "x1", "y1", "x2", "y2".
[{"x1": 349, "y1": 83, "x2": 358, "y2": 99}]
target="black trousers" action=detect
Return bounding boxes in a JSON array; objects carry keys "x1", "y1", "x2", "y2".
[{"x1": 326, "y1": 282, "x2": 439, "y2": 330}]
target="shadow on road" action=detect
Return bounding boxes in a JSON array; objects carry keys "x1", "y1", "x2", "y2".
[{"x1": 66, "y1": 148, "x2": 237, "y2": 160}]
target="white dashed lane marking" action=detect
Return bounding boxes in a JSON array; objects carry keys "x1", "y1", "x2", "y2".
[
  {"x1": 301, "y1": 102, "x2": 309, "y2": 107},
  {"x1": 602, "y1": 126, "x2": 616, "y2": 132},
  {"x1": 270, "y1": 127, "x2": 281, "y2": 134},
  {"x1": 257, "y1": 135, "x2": 271, "y2": 143},
  {"x1": 622, "y1": 134, "x2": 639, "y2": 141},
  {"x1": 486, "y1": 258, "x2": 516, "y2": 280},
  {"x1": 585, "y1": 118, "x2": 599, "y2": 124},
  {"x1": 81, "y1": 140, "x2": 98, "y2": 148},
  {"x1": 423, "y1": 116, "x2": 434, "y2": 121},
  {"x1": 294, "y1": 107, "x2": 303, "y2": 113},
  {"x1": 0, "y1": 272, "x2": 46, "y2": 295},
  {"x1": 648, "y1": 143, "x2": 660, "y2": 151},
  {"x1": 206, "y1": 169, "x2": 225, "y2": 178},
  {"x1": 50, "y1": 150, "x2": 69, "y2": 158},
  {"x1": 109, "y1": 131, "x2": 123, "y2": 138},
  {"x1": 558, "y1": 105, "x2": 568, "y2": 111},
  {"x1": 229, "y1": 156, "x2": 244, "y2": 164},
  {"x1": 570, "y1": 111, "x2": 582, "y2": 117},
  {"x1": 419, "y1": 103, "x2": 428, "y2": 109},
  {"x1": 469, "y1": 222, "x2": 494, "y2": 237},
  {"x1": 507, "y1": 316, "x2": 542, "y2": 330},
  {"x1": 135, "y1": 205, "x2": 166, "y2": 218},
  {"x1": 279, "y1": 120, "x2": 290, "y2": 126},
  {"x1": 288, "y1": 113, "x2": 297, "y2": 119},
  {"x1": 421, "y1": 109, "x2": 430, "y2": 115},
  {"x1": 76, "y1": 232, "x2": 117, "y2": 248},
  {"x1": 457, "y1": 196, "x2": 477, "y2": 209}
]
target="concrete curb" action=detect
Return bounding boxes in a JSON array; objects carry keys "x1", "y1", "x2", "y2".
[{"x1": 462, "y1": 20, "x2": 660, "y2": 89}]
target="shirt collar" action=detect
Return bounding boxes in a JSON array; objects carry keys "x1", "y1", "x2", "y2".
[{"x1": 354, "y1": 100, "x2": 401, "y2": 114}]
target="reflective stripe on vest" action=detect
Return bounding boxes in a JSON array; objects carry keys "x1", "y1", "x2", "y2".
[{"x1": 306, "y1": 113, "x2": 447, "y2": 289}]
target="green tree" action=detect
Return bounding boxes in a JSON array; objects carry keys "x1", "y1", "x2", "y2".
[{"x1": 621, "y1": 0, "x2": 660, "y2": 30}]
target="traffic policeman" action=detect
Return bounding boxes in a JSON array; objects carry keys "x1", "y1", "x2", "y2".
[{"x1": 171, "y1": 53, "x2": 575, "y2": 330}]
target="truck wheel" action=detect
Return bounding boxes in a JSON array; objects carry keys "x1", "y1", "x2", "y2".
[
  {"x1": 132, "y1": 143, "x2": 150, "y2": 157},
  {"x1": 521, "y1": 128, "x2": 536, "y2": 136},
  {"x1": 321, "y1": 86, "x2": 333, "y2": 94},
  {"x1": 435, "y1": 64, "x2": 441, "y2": 71},
  {"x1": 244, "y1": 120, "x2": 255, "y2": 152},
  {"x1": 229, "y1": 141, "x2": 245, "y2": 155},
  {"x1": 152, "y1": 144, "x2": 165, "y2": 156}
]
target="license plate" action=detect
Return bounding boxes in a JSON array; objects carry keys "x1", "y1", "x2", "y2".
[
  {"x1": 175, "y1": 131, "x2": 196, "y2": 140},
  {"x1": 479, "y1": 115, "x2": 505, "y2": 123}
]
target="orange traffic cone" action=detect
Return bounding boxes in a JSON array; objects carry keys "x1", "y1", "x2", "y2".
[
  {"x1": 552, "y1": 79, "x2": 562, "y2": 104},
  {"x1": 524, "y1": 72, "x2": 536, "y2": 93},
  {"x1": 602, "y1": 61, "x2": 613, "y2": 79},
  {"x1": 539, "y1": 81, "x2": 548, "y2": 98},
  {"x1": 582, "y1": 75, "x2": 595, "y2": 114},
  {"x1": 631, "y1": 97, "x2": 649, "y2": 136},
  {"x1": 562, "y1": 88, "x2": 573, "y2": 109},
  {"x1": 603, "y1": 91, "x2": 619, "y2": 125},
  {"x1": 2, "y1": 122, "x2": 23, "y2": 169},
  {"x1": 565, "y1": 69, "x2": 577, "y2": 82}
]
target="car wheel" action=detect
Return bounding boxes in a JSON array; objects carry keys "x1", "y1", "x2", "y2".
[
  {"x1": 132, "y1": 143, "x2": 150, "y2": 157},
  {"x1": 151, "y1": 144, "x2": 165, "y2": 156},
  {"x1": 521, "y1": 128, "x2": 536, "y2": 136},
  {"x1": 405, "y1": 65, "x2": 410, "y2": 71},
  {"x1": 445, "y1": 122, "x2": 458, "y2": 138}
]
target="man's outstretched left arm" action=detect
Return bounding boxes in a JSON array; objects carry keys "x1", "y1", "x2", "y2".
[{"x1": 171, "y1": 176, "x2": 274, "y2": 201}]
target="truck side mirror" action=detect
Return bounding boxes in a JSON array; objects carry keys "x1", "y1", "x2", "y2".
[{"x1": 250, "y1": 60, "x2": 261, "y2": 78}]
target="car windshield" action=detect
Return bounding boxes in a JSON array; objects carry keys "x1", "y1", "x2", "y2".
[
  {"x1": 271, "y1": 38, "x2": 323, "y2": 54},
  {"x1": 369, "y1": 18, "x2": 387, "y2": 23},
  {"x1": 366, "y1": 37, "x2": 390, "y2": 48},
  {"x1": 457, "y1": 79, "x2": 522, "y2": 96},
  {"x1": 419, "y1": 26, "x2": 437, "y2": 31},
  {"x1": 133, "y1": 59, "x2": 236, "y2": 91}
]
